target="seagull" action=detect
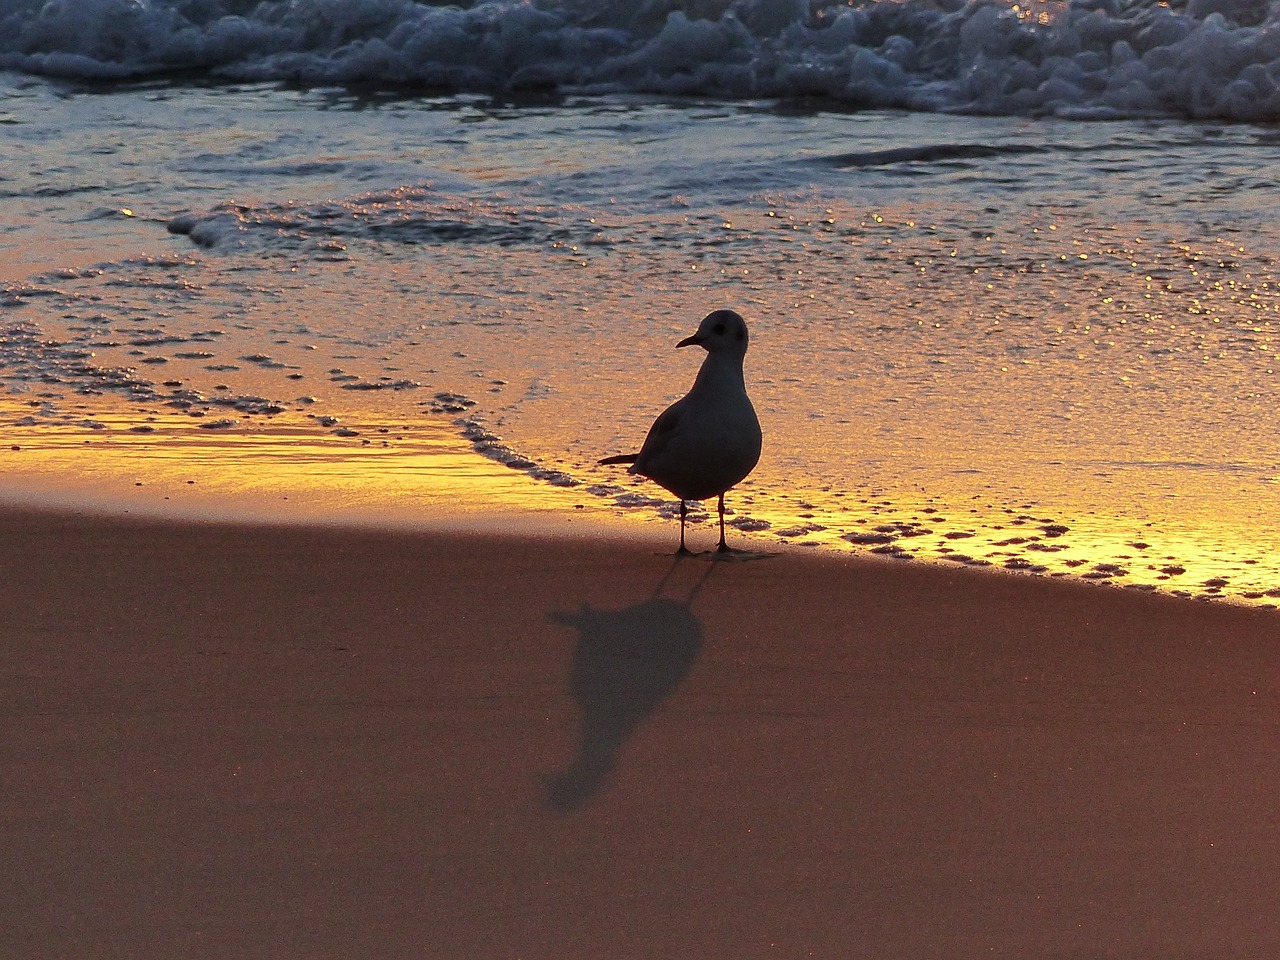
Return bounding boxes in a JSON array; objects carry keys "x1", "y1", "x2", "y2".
[{"x1": 599, "y1": 308, "x2": 762, "y2": 553}]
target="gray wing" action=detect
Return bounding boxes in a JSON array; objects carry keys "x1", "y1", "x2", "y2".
[
  {"x1": 599, "y1": 400, "x2": 682, "y2": 467},
  {"x1": 634, "y1": 398, "x2": 684, "y2": 470}
]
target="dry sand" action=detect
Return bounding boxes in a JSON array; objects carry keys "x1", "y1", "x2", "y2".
[{"x1": 4, "y1": 504, "x2": 1279, "y2": 959}]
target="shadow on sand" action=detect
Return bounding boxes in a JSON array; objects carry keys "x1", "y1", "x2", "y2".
[{"x1": 545, "y1": 557, "x2": 715, "y2": 812}]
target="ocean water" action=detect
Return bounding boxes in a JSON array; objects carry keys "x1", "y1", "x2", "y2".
[{"x1": 3, "y1": 0, "x2": 1280, "y2": 603}]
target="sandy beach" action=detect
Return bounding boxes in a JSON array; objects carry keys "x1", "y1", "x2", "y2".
[
  {"x1": 7, "y1": 9, "x2": 1280, "y2": 955},
  {"x1": 4, "y1": 502, "x2": 1279, "y2": 959}
]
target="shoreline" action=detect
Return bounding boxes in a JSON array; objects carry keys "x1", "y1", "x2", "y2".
[
  {"x1": 0, "y1": 396, "x2": 650, "y2": 542},
  {"x1": 6, "y1": 409, "x2": 1280, "y2": 609},
  {"x1": 3, "y1": 402, "x2": 1277, "y2": 607},
  {"x1": 3, "y1": 502, "x2": 1279, "y2": 958}
]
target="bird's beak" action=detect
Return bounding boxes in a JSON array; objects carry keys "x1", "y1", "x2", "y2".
[{"x1": 676, "y1": 333, "x2": 703, "y2": 349}]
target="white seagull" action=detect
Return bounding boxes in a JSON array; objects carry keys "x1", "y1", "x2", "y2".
[{"x1": 599, "y1": 308, "x2": 762, "y2": 553}]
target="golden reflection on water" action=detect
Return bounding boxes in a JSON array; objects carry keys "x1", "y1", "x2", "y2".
[
  {"x1": 0, "y1": 398, "x2": 591, "y2": 529},
  {"x1": 733, "y1": 469, "x2": 1280, "y2": 607},
  {"x1": 4, "y1": 395, "x2": 1279, "y2": 607}
]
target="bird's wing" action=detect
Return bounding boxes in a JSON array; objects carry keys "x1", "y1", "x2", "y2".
[
  {"x1": 636, "y1": 400, "x2": 683, "y2": 461},
  {"x1": 599, "y1": 402, "x2": 682, "y2": 468}
]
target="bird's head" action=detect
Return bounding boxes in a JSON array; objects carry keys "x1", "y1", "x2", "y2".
[{"x1": 676, "y1": 309, "x2": 750, "y2": 355}]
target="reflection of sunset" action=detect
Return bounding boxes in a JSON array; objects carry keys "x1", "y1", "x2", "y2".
[
  {"x1": 6, "y1": 103, "x2": 1280, "y2": 606},
  {"x1": 739, "y1": 482, "x2": 1280, "y2": 605},
  {"x1": 0, "y1": 398, "x2": 590, "y2": 529},
  {"x1": 9, "y1": 388, "x2": 1274, "y2": 605}
]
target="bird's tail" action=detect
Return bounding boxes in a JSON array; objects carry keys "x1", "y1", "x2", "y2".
[{"x1": 598, "y1": 453, "x2": 639, "y2": 466}]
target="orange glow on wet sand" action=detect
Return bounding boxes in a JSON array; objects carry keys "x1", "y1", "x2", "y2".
[{"x1": 0, "y1": 397, "x2": 602, "y2": 533}]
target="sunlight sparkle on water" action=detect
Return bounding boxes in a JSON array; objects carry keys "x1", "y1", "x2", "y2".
[{"x1": 5, "y1": 93, "x2": 1280, "y2": 605}]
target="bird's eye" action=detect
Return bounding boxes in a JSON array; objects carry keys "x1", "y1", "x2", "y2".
[{"x1": 713, "y1": 322, "x2": 726, "y2": 335}]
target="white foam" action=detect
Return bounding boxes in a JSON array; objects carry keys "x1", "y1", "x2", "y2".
[
  {"x1": 3, "y1": 1, "x2": 1280, "y2": 120},
  {"x1": 166, "y1": 188, "x2": 571, "y2": 254}
]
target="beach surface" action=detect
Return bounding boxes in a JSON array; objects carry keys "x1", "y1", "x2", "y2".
[
  {"x1": 4, "y1": 501, "x2": 1279, "y2": 959},
  {"x1": 8, "y1": 14, "x2": 1280, "y2": 953}
]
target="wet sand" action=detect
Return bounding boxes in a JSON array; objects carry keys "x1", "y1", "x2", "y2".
[{"x1": 4, "y1": 503, "x2": 1279, "y2": 959}]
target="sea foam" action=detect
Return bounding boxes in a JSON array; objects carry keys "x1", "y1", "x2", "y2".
[{"x1": 2, "y1": 1, "x2": 1280, "y2": 121}]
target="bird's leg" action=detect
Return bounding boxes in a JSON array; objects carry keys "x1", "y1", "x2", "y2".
[
  {"x1": 677, "y1": 500, "x2": 691, "y2": 554},
  {"x1": 716, "y1": 492, "x2": 729, "y2": 552}
]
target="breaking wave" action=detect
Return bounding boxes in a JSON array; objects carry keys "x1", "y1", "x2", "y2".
[{"x1": 3, "y1": 0, "x2": 1280, "y2": 121}]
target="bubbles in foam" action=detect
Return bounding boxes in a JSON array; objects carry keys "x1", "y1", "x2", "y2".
[{"x1": 3, "y1": 1, "x2": 1280, "y2": 120}]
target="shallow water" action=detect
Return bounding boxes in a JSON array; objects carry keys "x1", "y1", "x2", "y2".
[{"x1": 3, "y1": 72, "x2": 1280, "y2": 603}]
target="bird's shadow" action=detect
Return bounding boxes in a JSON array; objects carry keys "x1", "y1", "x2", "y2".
[
  {"x1": 678, "y1": 545, "x2": 778, "y2": 562},
  {"x1": 544, "y1": 559, "x2": 712, "y2": 812}
]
